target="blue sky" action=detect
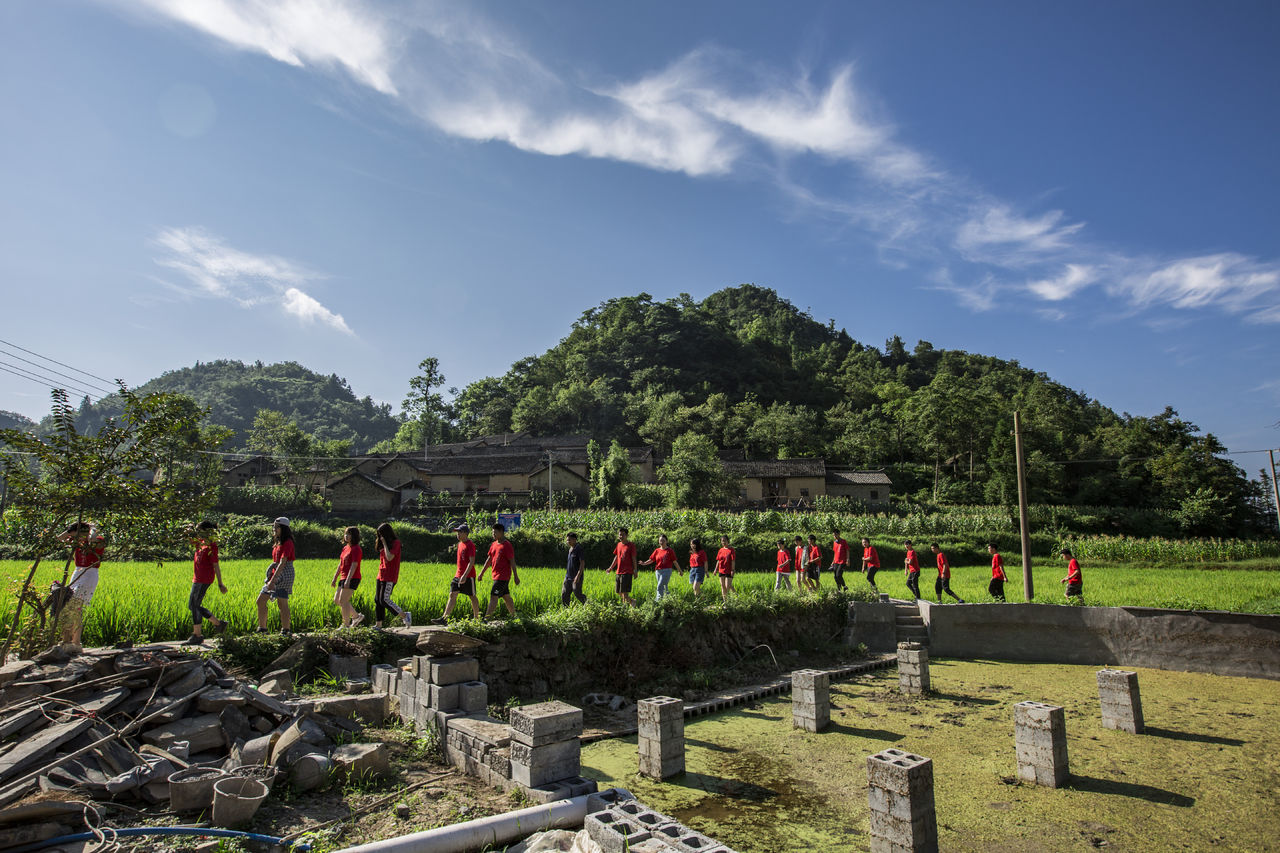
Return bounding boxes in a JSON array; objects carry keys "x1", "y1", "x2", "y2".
[{"x1": 1, "y1": 1, "x2": 1277, "y2": 465}]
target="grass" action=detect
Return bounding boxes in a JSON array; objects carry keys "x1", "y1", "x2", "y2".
[
  {"x1": 580, "y1": 659, "x2": 1280, "y2": 852},
  {"x1": 3, "y1": 553, "x2": 1277, "y2": 647}
]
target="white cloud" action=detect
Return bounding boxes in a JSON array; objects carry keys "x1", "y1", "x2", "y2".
[
  {"x1": 117, "y1": 1, "x2": 1280, "y2": 324},
  {"x1": 153, "y1": 226, "x2": 352, "y2": 334},
  {"x1": 1028, "y1": 264, "x2": 1098, "y2": 301},
  {"x1": 128, "y1": 0, "x2": 398, "y2": 94}
]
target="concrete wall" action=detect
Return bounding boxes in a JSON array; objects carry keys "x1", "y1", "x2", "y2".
[
  {"x1": 331, "y1": 479, "x2": 397, "y2": 514},
  {"x1": 491, "y1": 473, "x2": 529, "y2": 492},
  {"x1": 917, "y1": 601, "x2": 1280, "y2": 681},
  {"x1": 827, "y1": 483, "x2": 890, "y2": 507},
  {"x1": 848, "y1": 601, "x2": 899, "y2": 653}
]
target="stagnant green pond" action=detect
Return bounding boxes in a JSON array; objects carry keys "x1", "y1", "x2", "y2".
[{"x1": 580, "y1": 659, "x2": 1280, "y2": 852}]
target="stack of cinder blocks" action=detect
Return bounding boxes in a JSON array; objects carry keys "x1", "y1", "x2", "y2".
[
  {"x1": 507, "y1": 700, "x2": 595, "y2": 802},
  {"x1": 866, "y1": 748, "x2": 937, "y2": 853},
  {"x1": 414, "y1": 654, "x2": 487, "y2": 734},
  {"x1": 445, "y1": 715, "x2": 515, "y2": 789},
  {"x1": 1014, "y1": 701, "x2": 1069, "y2": 787},
  {"x1": 637, "y1": 697, "x2": 685, "y2": 779},
  {"x1": 897, "y1": 642, "x2": 929, "y2": 695},
  {"x1": 1096, "y1": 669, "x2": 1144, "y2": 734},
  {"x1": 584, "y1": 789, "x2": 738, "y2": 853},
  {"x1": 791, "y1": 670, "x2": 830, "y2": 733}
]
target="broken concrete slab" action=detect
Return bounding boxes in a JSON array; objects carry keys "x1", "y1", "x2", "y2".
[
  {"x1": 332, "y1": 743, "x2": 392, "y2": 780},
  {"x1": 141, "y1": 714, "x2": 225, "y2": 755}
]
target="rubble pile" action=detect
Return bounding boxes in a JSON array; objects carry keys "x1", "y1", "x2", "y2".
[{"x1": 0, "y1": 643, "x2": 392, "y2": 846}]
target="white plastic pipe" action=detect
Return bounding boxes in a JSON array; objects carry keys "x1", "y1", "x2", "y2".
[{"x1": 333, "y1": 794, "x2": 594, "y2": 853}]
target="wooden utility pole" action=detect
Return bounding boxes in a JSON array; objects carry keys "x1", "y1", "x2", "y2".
[
  {"x1": 1269, "y1": 450, "x2": 1280, "y2": 536},
  {"x1": 1013, "y1": 411, "x2": 1034, "y2": 601}
]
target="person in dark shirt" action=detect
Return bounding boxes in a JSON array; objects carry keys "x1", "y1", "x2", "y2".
[{"x1": 562, "y1": 532, "x2": 587, "y2": 606}]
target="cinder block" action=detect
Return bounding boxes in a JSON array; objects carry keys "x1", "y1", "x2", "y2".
[
  {"x1": 652, "y1": 823, "x2": 720, "y2": 853},
  {"x1": 428, "y1": 682, "x2": 461, "y2": 711},
  {"x1": 509, "y1": 701, "x2": 583, "y2": 747},
  {"x1": 866, "y1": 748, "x2": 936, "y2": 852},
  {"x1": 638, "y1": 753, "x2": 684, "y2": 779},
  {"x1": 509, "y1": 738, "x2": 582, "y2": 787},
  {"x1": 638, "y1": 736, "x2": 686, "y2": 761},
  {"x1": 327, "y1": 654, "x2": 368, "y2": 680},
  {"x1": 458, "y1": 681, "x2": 488, "y2": 714},
  {"x1": 411, "y1": 655, "x2": 430, "y2": 679},
  {"x1": 370, "y1": 664, "x2": 394, "y2": 693},
  {"x1": 1096, "y1": 669, "x2": 1143, "y2": 734},
  {"x1": 429, "y1": 655, "x2": 480, "y2": 686},
  {"x1": 1013, "y1": 701, "x2": 1069, "y2": 788},
  {"x1": 584, "y1": 810, "x2": 651, "y2": 853},
  {"x1": 791, "y1": 669, "x2": 830, "y2": 692},
  {"x1": 637, "y1": 696, "x2": 683, "y2": 723},
  {"x1": 586, "y1": 787, "x2": 636, "y2": 813}
]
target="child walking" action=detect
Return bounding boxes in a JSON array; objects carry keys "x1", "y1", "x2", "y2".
[
  {"x1": 374, "y1": 523, "x2": 410, "y2": 628},
  {"x1": 1060, "y1": 549, "x2": 1083, "y2": 601},
  {"x1": 641, "y1": 534, "x2": 679, "y2": 601},
  {"x1": 903, "y1": 540, "x2": 922, "y2": 601},
  {"x1": 58, "y1": 522, "x2": 105, "y2": 649},
  {"x1": 931, "y1": 543, "x2": 964, "y2": 603},
  {"x1": 806, "y1": 534, "x2": 823, "y2": 590},
  {"x1": 332, "y1": 526, "x2": 363, "y2": 628},
  {"x1": 988, "y1": 543, "x2": 1007, "y2": 602},
  {"x1": 861, "y1": 537, "x2": 880, "y2": 593},
  {"x1": 687, "y1": 538, "x2": 707, "y2": 597},
  {"x1": 482, "y1": 522, "x2": 520, "y2": 619},
  {"x1": 186, "y1": 521, "x2": 228, "y2": 644},
  {"x1": 774, "y1": 538, "x2": 793, "y2": 591},
  {"x1": 256, "y1": 518, "x2": 295, "y2": 634},
  {"x1": 606, "y1": 527, "x2": 638, "y2": 607},
  {"x1": 715, "y1": 535, "x2": 736, "y2": 603},
  {"x1": 441, "y1": 524, "x2": 480, "y2": 621}
]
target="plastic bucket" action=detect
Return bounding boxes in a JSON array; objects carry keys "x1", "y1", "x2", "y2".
[
  {"x1": 211, "y1": 776, "x2": 268, "y2": 828},
  {"x1": 230, "y1": 764, "x2": 279, "y2": 793},
  {"x1": 168, "y1": 767, "x2": 226, "y2": 813}
]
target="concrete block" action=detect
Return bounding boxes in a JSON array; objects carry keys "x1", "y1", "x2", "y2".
[
  {"x1": 638, "y1": 753, "x2": 685, "y2": 779},
  {"x1": 866, "y1": 748, "x2": 936, "y2": 852},
  {"x1": 459, "y1": 681, "x2": 488, "y2": 714},
  {"x1": 1013, "y1": 701, "x2": 1069, "y2": 788},
  {"x1": 585, "y1": 809, "x2": 651, "y2": 853},
  {"x1": 509, "y1": 738, "x2": 581, "y2": 786},
  {"x1": 310, "y1": 694, "x2": 386, "y2": 726},
  {"x1": 332, "y1": 742, "x2": 392, "y2": 780},
  {"x1": 1096, "y1": 669, "x2": 1144, "y2": 734},
  {"x1": 586, "y1": 787, "x2": 636, "y2": 814},
  {"x1": 509, "y1": 701, "x2": 583, "y2": 747},
  {"x1": 447, "y1": 715, "x2": 512, "y2": 747},
  {"x1": 652, "y1": 824, "x2": 720, "y2": 852},
  {"x1": 791, "y1": 669, "x2": 830, "y2": 692},
  {"x1": 638, "y1": 737, "x2": 686, "y2": 761},
  {"x1": 637, "y1": 696, "x2": 683, "y2": 724},
  {"x1": 142, "y1": 714, "x2": 224, "y2": 754},
  {"x1": 429, "y1": 655, "x2": 479, "y2": 686},
  {"x1": 523, "y1": 780, "x2": 574, "y2": 804},
  {"x1": 427, "y1": 682, "x2": 461, "y2": 711},
  {"x1": 327, "y1": 654, "x2": 368, "y2": 681},
  {"x1": 370, "y1": 664, "x2": 395, "y2": 693}
]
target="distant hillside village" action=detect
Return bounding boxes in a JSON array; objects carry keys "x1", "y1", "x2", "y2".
[{"x1": 220, "y1": 432, "x2": 891, "y2": 515}]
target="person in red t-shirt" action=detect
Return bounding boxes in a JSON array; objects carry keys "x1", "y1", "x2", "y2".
[
  {"x1": 806, "y1": 534, "x2": 823, "y2": 590},
  {"x1": 774, "y1": 538, "x2": 793, "y2": 591},
  {"x1": 57, "y1": 521, "x2": 106, "y2": 648},
  {"x1": 257, "y1": 517, "x2": 296, "y2": 634},
  {"x1": 687, "y1": 538, "x2": 708, "y2": 597},
  {"x1": 830, "y1": 530, "x2": 850, "y2": 591},
  {"x1": 715, "y1": 534, "x2": 737, "y2": 602},
  {"x1": 442, "y1": 524, "x2": 480, "y2": 621},
  {"x1": 374, "y1": 523, "x2": 410, "y2": 629},
  {"x1": 861, "y1": 537, "x2": 881, "y2": 593},
  {"x1": 640, "y1": 533, "x2": 680, "y2": 601},
  {"x1": 185, "y1": 520, "x2": 228, "y2": 645},
  {"x1": 903, "y1": 540, "x2": 921, "y2": 601},
  {"x1": 482, "y1": 522, "x2": 520, "y2": 619},
  {"x1": 930, "y1": 543, "x2": 965, "y2": 603},
  {"x1": 987, "y1": 543, "x2": 1007, "y2": 602},
  {"x1": 332, "y1": 526, "x2": 364, "y2": 628},
  {"x1": 606, "y1": 527, "x2": 639, "y2": 607},
  {"x1": 1060, "y1": 548, "x2": 1084, "y2": 601}
]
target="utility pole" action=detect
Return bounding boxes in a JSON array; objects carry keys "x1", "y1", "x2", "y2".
[
  {"x1": 1013, "y1": 411, "x2": 1034, "y2": 601},
  {"x1": 547, "y1": 450, "x2": 554, "y2": 512},
  {"x1": 1270, "y1": 450, "x2": 1280, "y2": 536}
]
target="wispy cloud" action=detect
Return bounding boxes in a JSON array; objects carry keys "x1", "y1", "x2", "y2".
[
  {"x1": 153, "y1": 226, "x2": 353, "y2": 334},
  {"x1": 117, "y1": 0, "x2": 1280, "y2": 324}
]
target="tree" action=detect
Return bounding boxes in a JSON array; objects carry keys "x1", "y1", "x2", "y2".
[
  {"x1": 0, "y1": 387, "x2": 222, "y2": 661},
  {"x1": 590, "y1": 440, "x2": 633, "y2": 508},
  {"x1": 658, "y1": 432, "x2": 740, "y2": 508},
  {"x1": 403, "y1": 358, "x2": 451, "y2": 449}
]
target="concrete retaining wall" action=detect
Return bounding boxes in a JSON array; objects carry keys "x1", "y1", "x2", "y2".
[
  {"x1": 917, "y1": 601, "x2": 1280, "y2": 681},
  {"x1": 847, "y1": 602, "x2": 898, "y2": 653}
]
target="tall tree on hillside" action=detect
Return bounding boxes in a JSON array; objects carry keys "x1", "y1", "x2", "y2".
[
  {"x1": 590, "y1": 440, "x2": 633, "y2": 508},
  {"x1": 403, "y1": 357, "x2": 452, "y2": 449}
]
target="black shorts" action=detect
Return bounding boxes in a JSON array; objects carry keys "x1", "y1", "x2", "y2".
[
  {"x1": 341, "y1": 576, "x2": 361, "y2": 591},
  {"x1": 451, "y1": 577, "x2": 476, "y2": 596},
  {"x1": 866, "y1": 567, "x2": 879, "y2": 584},
  {"x1": 1066, "y1": 583, "x2": 1083, "y2": 597},
  {"x1": 615, "y1": 574, "x2": 634, "y2": 594},
  {"x1": 805, "y1": 566, "x2": 819, "y2": 580},
  {"x1": 490, "y1": 579, "x2": 511, "y2": 598}
]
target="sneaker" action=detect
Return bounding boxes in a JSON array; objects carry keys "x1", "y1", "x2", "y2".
[
  {"x1": 351, "y1": 613, "x2": 365, "y2": 628},
  {"x1": 431, "y1": 617, "x2": 447, "y2": 626},
  {"x1": 184, "y1": 634, "x2": 204, "y2": 645},
  {"x1": 401, "y1": 611, "x2": 412, "y2": 627},
  {"x1": 213, "y1": 620, "x2": 228, "y2": 635},
  {"x1": 255, "y1": 627, "x2": 270, "y2": 634}
]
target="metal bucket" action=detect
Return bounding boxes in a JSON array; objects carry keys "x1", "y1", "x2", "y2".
[
  {"x1": 168, "y1": 767, "x2": 226, "y2": 813},
  {"x1": 211, "y1": 776, "x2": 268, "y2": 828}
]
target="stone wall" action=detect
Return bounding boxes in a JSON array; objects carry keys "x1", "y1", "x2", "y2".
[{"x1": 916, "y1": 601, "x2": 1280, "y2": 681}]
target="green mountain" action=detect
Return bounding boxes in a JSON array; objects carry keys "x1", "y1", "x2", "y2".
[
  {"x1": 0, "y1": 411, "x2": 35, "y2": 432},
  {"x1": 49, "y1": 360, "x2": 399, "y2": 452},
  {"x1": 449, "y1": 285, "x2": 1261, "y2": 530}
]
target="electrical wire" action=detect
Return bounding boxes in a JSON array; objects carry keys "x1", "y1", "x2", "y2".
[
  {"x1": 0, "y1": 344, "x2": 114, "y2": 396},
  {"x1": 0, "y1": 337, "x2": 114, "y2": 384},
  {"x1": 0, "y1": 361, "x2": 100, "y2": 402}
]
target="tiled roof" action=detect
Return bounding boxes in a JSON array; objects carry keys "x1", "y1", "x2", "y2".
[
  {"x1": 826, "y1": 469, "x2": 893, "y2": 486},
  {"x1": 722, "y1": 458, "x2": 826, "y2": 478},
  {"x1": 327, "y1": 471, "x2": 397, "y2": 492}
]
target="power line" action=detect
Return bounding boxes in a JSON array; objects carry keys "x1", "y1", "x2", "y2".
[
  {"x1": 0, "y1": 361, "x2": 100, "y2": 402},
  {"x1": 0, "y1": 345, "x2": 114, "y2": 397},
  {"x1": 0, "y1": 338, "x2": 114, "y2": 386}
]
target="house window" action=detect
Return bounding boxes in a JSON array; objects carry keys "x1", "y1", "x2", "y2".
[{"x1": 870, "y1": 490, "x2": 879, "y2": 500}]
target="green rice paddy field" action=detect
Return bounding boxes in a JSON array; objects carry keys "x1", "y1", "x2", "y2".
[{"x1": 1, "y1": 557, "x2": 1277, "y2": 645}]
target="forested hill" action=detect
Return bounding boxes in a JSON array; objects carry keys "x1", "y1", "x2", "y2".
[
  {"x1": 48, "y1": 360, "x2": 399, "y2": 451},
  {"x1": 450, "y1": 285, "x2": 1258, "y2": 523}
]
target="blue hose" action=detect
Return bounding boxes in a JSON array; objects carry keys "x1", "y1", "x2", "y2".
[{"x1": 5, "y1": 825, "x2": 311, "y2": 853}]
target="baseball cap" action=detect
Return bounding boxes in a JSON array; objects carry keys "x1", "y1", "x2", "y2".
[
  {"x1": 274, "y1": 516, "x2": 291, "y2": 527},
  {"x1": 453, "y1": 523, "x2": 470, "y2": 532}
]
